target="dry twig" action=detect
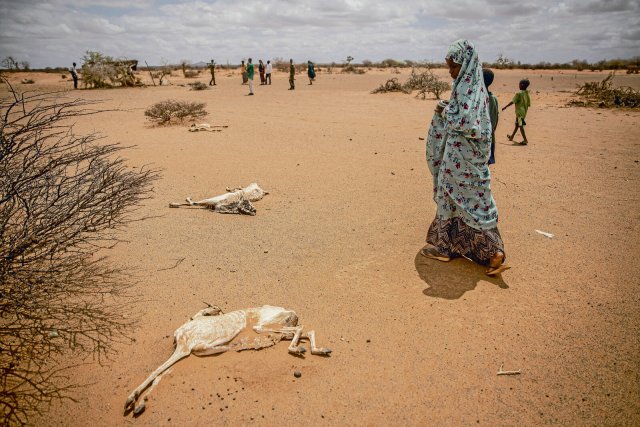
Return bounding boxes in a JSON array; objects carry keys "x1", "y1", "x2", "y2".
[
  {"x1": 157, "y1": 258, "x2": 186, "y2": 271},
  {"x1": 497, "y1": 364, "x2": 521, "y2": 376}
]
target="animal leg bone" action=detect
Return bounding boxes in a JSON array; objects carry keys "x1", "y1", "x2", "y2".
[
  {"x1": 255, "y1": 326, "x2": 331, "y2": 355},
  {"x1": 303, "y1": 330, "x2": 332, "y2": 355},
  {"x1": 287, "y1": 325, "x2": 307, "y2": 355},
  {"x1": 169, "y1": 197, "x2": 196, "y2": 208},
  {"x1": 253, "y1": 325, "x2": 306, "y2": 354},
  {"x1": 124, "y1": 348, "x2": 190, "y2": 415}
]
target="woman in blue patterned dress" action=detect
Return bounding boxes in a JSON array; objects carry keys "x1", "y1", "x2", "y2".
[{"x1": 422, "y1": 39, "x2": 509, "y2": 276}]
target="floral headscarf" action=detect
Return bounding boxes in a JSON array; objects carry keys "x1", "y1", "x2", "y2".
[{"x1": 444, "y1": 39, "x2": 492, "y2": 140}]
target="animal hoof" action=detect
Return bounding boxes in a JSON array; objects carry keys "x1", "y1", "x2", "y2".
[
  {"x1": 289, "y1": 346, "x2": 306, "y2": 355},
  {"x1": 133, "y1": 401, "x2": 146, "y2": 417},
  {"x1": 124, "y1": 396, "x2": 135, "y2": 415}
]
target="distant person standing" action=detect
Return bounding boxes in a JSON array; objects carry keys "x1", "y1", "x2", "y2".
[
  {"x1": 241, "y1": 60, "x2": 248, "y2": 85},
  {"x1": 258, "y1": 59, "x2": 265, "y2": 85},
  {"x1": 70, "y1": 62, "x2": 78, "y2": 89},
  {"x1": 483, "y1": 69, "x2": 498, "y2": 164},
  {"x1": 503, "y1": 79, "x2": 531, "y2": 145},
  {"x1": 288, "y1": 59, "x2": 295, "y2": 90},
  {"x1": 307, "y1": 60, "x2": 316, "y2": 85},
  {"x1": 208, "y1": 59, "x2": 216, "y2": 86},
  {"x1": 246, "y1": 58, "x2": 255, "y2": 95},
  {"x1": 265, "y1": 60, "x2": 272, "y2": 85}
]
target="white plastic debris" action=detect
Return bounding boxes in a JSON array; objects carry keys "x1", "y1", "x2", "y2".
[{"x1": 535, "y1": 229, "x2": 554, "y2": 238}]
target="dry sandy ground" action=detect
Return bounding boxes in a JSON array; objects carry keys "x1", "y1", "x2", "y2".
[{"x1": 3, "y1": 68, "x2": 639, "y2": 426}]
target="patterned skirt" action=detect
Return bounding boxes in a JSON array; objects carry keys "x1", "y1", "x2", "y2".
[{"x1": 427, "y1": 217, "x2": 505, "y2": 266}]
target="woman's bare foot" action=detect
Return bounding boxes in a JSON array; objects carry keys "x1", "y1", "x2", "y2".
[
  {"x1": 420, "y1": 246, "x2": 451, "y2": 262},
  {"x1": 486, "y1": 251, "x2": 510, "y2": 276}
]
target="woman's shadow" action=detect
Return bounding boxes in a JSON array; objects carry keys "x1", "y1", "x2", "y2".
[{"x1": 414, "y1": 249, "x2": 508, "y2": 300}]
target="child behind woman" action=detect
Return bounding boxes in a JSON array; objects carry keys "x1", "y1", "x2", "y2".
[
  {"x1": 483, "y1": 69, "x2": 498, "y2": 164},
  {"x1": 502, "y1": 79, "x2": 531, "y2": 145}
]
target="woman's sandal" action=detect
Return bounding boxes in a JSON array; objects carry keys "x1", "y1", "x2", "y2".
[
  {"x1": 486, "y1": 252, "x2": 510, "y2": 276},
  {"x1": 420, "y1": 246, "x2": 451, "y2": 262}
]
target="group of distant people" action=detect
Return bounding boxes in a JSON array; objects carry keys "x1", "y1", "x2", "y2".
[
  {"x1": 237, "y1": 58, "x2": 316, "y2": 95},
  {"x1": 422, "y1": 38, "x2": 531, "y2": 277},
  {"x1": 70, "y1": 58, "x2": 318, "y2": 95}
]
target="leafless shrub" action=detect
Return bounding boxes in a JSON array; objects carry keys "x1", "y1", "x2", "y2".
[
  {"x1": 371, "y1": 78, "x2": 410, "y2": 94},
  {"x1": 403, "y1": 67, "x2": 451, "y2": 99},
  {"x1": 273, "y1": 57, "x2": 289, "y2": 73},
  {"x1": 153, "y1": 60, "x2": 173, "y2": 85},
  {"x1": 180, "y1": 62, "x2": 199, "y2": 78},
  {"x1": 342, "y1": 64, "x2": 366, "y2": 74},
  {"x1": 372, "y1": 67, "x2": 450, "y2": 99},
  {"x1": 0, "y1": 76, "x2": 159, "y2": 425},
  {"x1": 188, "y1": 82, "x2": 208, "y2": 91},
  {"x1": 568, "y1": 73, "x2": 640, "y2": 108},
  {"x1": 380, "y1": 58, "x2": 404, "y2": 68},
  {"x1": 144, "y1": 100, "x2": 207, "y2": 125}
]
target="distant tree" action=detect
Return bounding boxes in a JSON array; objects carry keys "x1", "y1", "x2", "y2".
[
  {"x1": 1, "y1": 56, "x2": 20, "y2": 70},
  {"x1": 380, "y1": 58, "x2": 403, "y2": 68},
  {"x1": 494, "y1": 54, "x2": 514, "y2": 69}
]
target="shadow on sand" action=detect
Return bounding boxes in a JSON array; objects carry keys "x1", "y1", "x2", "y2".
[{"x1": 414, "y1": 249, "x2": 508, "y2": 300}]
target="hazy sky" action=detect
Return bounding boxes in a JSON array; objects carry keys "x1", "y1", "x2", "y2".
[{"x1": 0, "y1": 0, "x2": 638, "y2": 68}]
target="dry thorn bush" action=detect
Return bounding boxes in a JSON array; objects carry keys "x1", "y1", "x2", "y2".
[
  {"x1": 188, "y1": 81, "x2": 208, "y2": 91},
  {"x1": 342, "y1": 64, "x2": 366, "y2": 74},
  {"x1": 81, "y1": 51, "x2": 141, "y2": 89},
  {"x1": 569, "y1": 73, "x2": 640, "y2": 109},
  {"x1": 181, "y1": 62, "x2": 199, "y2": 78},
  {"x1": 402, "y1": 67, "x2": 451, "y2": 99},
  {"x1": 371, "y1": 78, "x2": 410, "y2": 94},
  {"x1": 144, "y1": 100, "x2": 207, "y2": 125},
  {"x1": 0, "y1": 76, "x2": 159, "y2": 425},
  {"x1": 372, "y1": 67, "x2": 451, "y2": 100}
]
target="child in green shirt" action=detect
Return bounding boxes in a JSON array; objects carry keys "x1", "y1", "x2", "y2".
[{"x1": 502, "y1": 79, "x2": 531, "y2": 145}]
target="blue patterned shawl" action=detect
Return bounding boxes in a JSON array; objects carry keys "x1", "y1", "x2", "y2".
[{"x1": 444, "y1": 39, "x2": 492, "y2": 141}]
